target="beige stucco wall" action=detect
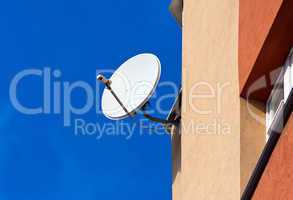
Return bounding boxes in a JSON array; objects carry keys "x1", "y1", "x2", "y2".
[
  {"x1": 171, "y1": 127, "x2": 181, "y2": 199},
  {"x1": 179, "y1": 0, "x2": 240, "y2": 199},
  {"x1": 240, "y1": 99, "x2": 265, "y2": 193},
  {"x1": 172, "y1": 171, "x2": 181, "y2": 200}
]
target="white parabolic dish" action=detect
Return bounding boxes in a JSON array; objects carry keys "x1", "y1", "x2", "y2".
[{"x1": 101, "y1": 53, "x2": 161, "y2": 120}]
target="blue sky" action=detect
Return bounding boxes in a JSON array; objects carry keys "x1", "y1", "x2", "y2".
[{"x1": 0, "y1": 0, "x2": 181, "y2": 199}]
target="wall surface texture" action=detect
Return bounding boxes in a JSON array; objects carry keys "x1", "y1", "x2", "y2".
[
  {"x1": 172, "y1": 126, "x2": 181, "y2": 199},
  {"x1": 239, "y1": 0, "x2": 282, "y2": 92},
  {"x1": 240, "y1": 99, "x2": 265, "y2": 193},
  {"x1": 252, "y1": 114, "x2": 293, "y2": 199},
  {"x1": 180, "y1": 0, "x2": 240, "y2": 199},
  {"x1": 239, "y1": 0, "x2": 293, "y2": 102}
]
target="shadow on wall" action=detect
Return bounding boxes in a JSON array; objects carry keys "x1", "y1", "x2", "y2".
[{"x1": 172, "y1": 126, "x2": 181, "y2": 183}]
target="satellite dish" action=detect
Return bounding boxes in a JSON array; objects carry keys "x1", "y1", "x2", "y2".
[{"x1": 97, "y1": 53, "x2": 179, "y2": 126}]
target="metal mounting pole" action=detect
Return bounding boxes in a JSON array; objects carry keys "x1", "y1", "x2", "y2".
[
  {"x1": 141, "y1": 103, "x2": 179, "y2": 126},
  {"x1": 97, "y1": 74, "x2": 132, "y2": 116}
]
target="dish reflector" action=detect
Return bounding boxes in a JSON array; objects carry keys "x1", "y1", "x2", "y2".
[{"x1": 101, "y1": 53, "x2": 161, "y2": 120}]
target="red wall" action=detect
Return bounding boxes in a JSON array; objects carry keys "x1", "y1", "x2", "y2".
[
  {"x1": 239, "y1": 0, "x2": 293, "y2": 102},
  {"x1": 239, "y1": 0, "x2": 282, "y2": 92},
  {"x1": 252, "y1": 114, "x2": 293, "y2": 199}
]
